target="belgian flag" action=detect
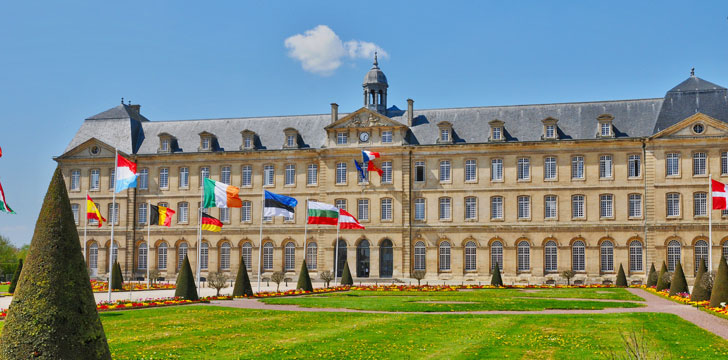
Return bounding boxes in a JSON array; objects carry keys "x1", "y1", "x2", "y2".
[
  {"x1": 150, "y1": 205, "x2": 175, "y2": 227},
  {"x1": 201, "y1": 213, "x2": 223, "y2": 232}
]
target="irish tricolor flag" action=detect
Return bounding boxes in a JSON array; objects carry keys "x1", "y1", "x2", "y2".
[
  {"x1": 307, "y1": 201, "x2": 339, "y2": 225},
  {"x1": 0, "y1": 179, "x2": 15, "y2": 214},
  {"x1": 203, "y1": 178, "x2": 242, "y2": 208}
]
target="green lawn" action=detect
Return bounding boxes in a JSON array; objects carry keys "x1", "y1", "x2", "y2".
[
  {"x1": 260, "y1": 288, "x2": 645, "y2": 312},
  {"x1": 0, "y1": 285, "x2": 8, "y2": 293}
]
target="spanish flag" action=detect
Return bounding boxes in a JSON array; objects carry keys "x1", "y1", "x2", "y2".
[
  {"x1": 201, "y1": 213, "x2": 223, "y2": 232},
  {"x1": 149, "y1": 204, "x2": 175, "y2": 227},
  {"x1": 86, "y1": 195, "x2": 105, "y2": 227}
]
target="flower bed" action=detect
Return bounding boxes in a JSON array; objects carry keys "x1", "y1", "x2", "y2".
[
  {"x1": 91, "y1": 280, "x2": 176, "y2": 292},
  {"x1": 639, "y1": 285, "x2": 728, "y2": 319},
  {"x1": 351, "y1": 284, "x2": 617, "y2": 292},
  {"x1": 236, "y1": 286, "x2": 351, "y2": 298}
]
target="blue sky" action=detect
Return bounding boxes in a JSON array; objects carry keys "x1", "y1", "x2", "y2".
[{"x1": 1, "y1": 1, "x2": 727, "y2": 246}]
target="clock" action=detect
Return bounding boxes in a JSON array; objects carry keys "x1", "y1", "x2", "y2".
[{"x1": 359, "y1": 132, "x2": 370, "y2": 142}]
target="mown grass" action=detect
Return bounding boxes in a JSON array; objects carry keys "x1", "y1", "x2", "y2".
[
  {"x1": 0, "y1": 285, "x2": 9, "y2": 293},
  {"x1": 260, "y1": 288, "x2": 645, "y2": 312}
]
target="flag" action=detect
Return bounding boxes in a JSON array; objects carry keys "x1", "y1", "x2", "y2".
[
  {"x1": 307, "y1": 201, "x2": 339, "y2": 225},
  {"x1": 713, "y1": 179, "x2": 728, "y2": 210},
  {"x1": 339, "y1": 209, "x2": 364, "y2": 229},
  {"x1": 354, "y1": 160, "x2": 367, "y2": 181},
  {"x1": 114, "y1": 154, "x2": 138, "y2": 193},
  {"x1": 150, "y1": 204, "x2": 175, "y2": 227},
  {"x1": 86, "y1": 195, "x2": 105, "y2": 227},
  {"x1": 264, "y1": 191, "x2": 297, "y2": 218},
  {"x1": 362, "y1": 150, "x2": 380, "y2": 163},
  {"x1": 201, "y1": 213, "x2": 223, "y2": 232},
  {"x1": 203, "y1": 178, "x2": 242, "y2": 208},
  {"x1": 0, "y1": 179, "x2": 14, "y2": 214},
  {"x1": 0, "y1": 145, "x2": 3, "y2": 158},
  {"x1": 367, "y1": 161, "x2": 383, "y2": 176}
]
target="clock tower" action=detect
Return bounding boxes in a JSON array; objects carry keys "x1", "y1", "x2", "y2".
[{"x1": 363, "y1": 52, "x2": 388, "y2": 115}]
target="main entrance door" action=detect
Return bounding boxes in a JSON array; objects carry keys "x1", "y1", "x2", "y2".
[{"x1": 379, "y1": 239, "x2": 393, "y2": 278}]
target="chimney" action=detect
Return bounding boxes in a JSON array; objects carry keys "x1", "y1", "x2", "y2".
[
  {"x1": 330, "y1": 103, "x2": 339, "y2": 123},
  {"x1": 128, "y1": 104, "x2": 141, "y2": 116},
  {"x1": 407, "y1": 99, "x2": 414, "y2": 127}
]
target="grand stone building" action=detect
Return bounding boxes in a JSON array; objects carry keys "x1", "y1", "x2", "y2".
[{"x1": 56, "y1": 61, "x2": 728, "y2": 285}]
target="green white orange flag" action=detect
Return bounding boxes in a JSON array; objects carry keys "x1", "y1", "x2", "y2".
[
  {"x1": 307, "y1": 201, "x2": 339, "y2": 225},
  {"x1": 0, "y1": 179, "x2": 14, "y2": 214},
  {"x1": 203, "y1": 178, "x2": 242, "y2": 208}
]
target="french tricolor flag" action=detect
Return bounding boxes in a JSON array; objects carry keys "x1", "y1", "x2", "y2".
[
  {"x1": 115, "y1": 154, "x2": 138, "y2": 193},
  {"x1": 362, "y1": 150, "x2": 380, "y2": 163}
]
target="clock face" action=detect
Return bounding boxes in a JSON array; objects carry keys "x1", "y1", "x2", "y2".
[{"x1": 359, "y1": 132, "x2": 370, "y2": 142}]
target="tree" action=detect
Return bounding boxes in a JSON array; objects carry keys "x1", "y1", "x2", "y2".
[
  {"x1": 561, "y1": 269, "x2": 575, "y2": 286},
  {"x1": 491, "y1": 262, "x2": 504, "y2": 286},
  {"x1": 174, "y1": 255, "x2": 199, "y2": 301},
  {"x1": 111, "y1": 262, "x2": 123, "y2": 290},
  {"x1": 412, "y1": 270, "x2": 426, "y2": 286},
  {"x1": 340, "y1": 260, "x2": 353, "y2": 286},
  {"x1": 8, "y1": 258, "x2": 22, "y2": 294},
  {"x1": 271, "y1": 271, "x2": 285, "y2": 292},
  {"x1": 16, "y1": 244, "x2": 30, "y2": 261},
  {"x1": 0, "y1": 234, "x2": 19, "y2": 276},
  {"x1": 0, "y1": 167, "x2": 110, "y2": 359},
  {"x1": 669, "y1": 261, "x2": 689, "y2": 296},
  {"x1": 646, "y1": 263, "x2": 657, "y2": 287},
  {"x1": 319, "y1": 270, "x2": 334, "y2": 288},
  {"x1": 207, "y1": 271, "x2": 229, "y2": 296},
  {"x1": 691, "y1": 258, "x2": 710, "y2": 301},
  {"x1": 232, "y1": 257, "x2": 253, "y2": 297},
  {"x1": 148, "y1": 268, "x2": 161, "y2": 287},
  {"x1": 296, "y1": 260, "x2": 313, "y2": 292},
  {"x1": 615, "y1": 263, "x2": 628, "y2": 287},
  {"x1": 655, "y1": 261, "x2": 669, "y2": 292},
  {"x1": 709, "y1": 256, "x2": 728, "y2": 308}
]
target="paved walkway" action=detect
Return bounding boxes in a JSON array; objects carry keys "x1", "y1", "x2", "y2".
[{"x1": 205, "y1": 288, "x2": 728, "y2": 340}]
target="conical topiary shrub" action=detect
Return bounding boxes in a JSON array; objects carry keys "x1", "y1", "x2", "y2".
[
  {"x1": 691, "y1": 258, "x2": 710, "y2": 302},
  {"x1": 709, "y1": 256, "x2": 728, "y2": 308},
  {"x1": 174, "y1": 255, "x2": 199, "y2": 301},
  {"x1": 616, "y1": 263, "x2": 628, "y2": 287},
  {"x1": 232, "y1": 257, "x2": 253, "y2": 297},
  {"x1": 0, "y1": 167, "x2": 110, "y2": 359},
  {"x1": 491, "y1": 262, "x2": 503, "y2": 286},
  {"x1": 8, "y1": 258, "x2": 22, "y2": 294},
  {"x1": 111, "y1": 262, "x2": 123, "y2": 290},
  {"x1": 296, "y1": 259, "x2": 313, "y2": 292},
  {"x1": 340, "y1": 260, "x2": 353, "y2": 286},
  {"x1": 655, "y1": 261, "x2": 669, "y2": 291},
  {"x1": 646, "y1": 263, "x2": 657, "y2": 287},
  {"x1": 669, "y1": 261, "x2": 689, "y2": 296}
]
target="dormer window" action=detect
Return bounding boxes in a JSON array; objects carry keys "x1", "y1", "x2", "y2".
[
  {"x1": 198, "y1": 131, "x2": 217, "y2": 151},
  {"x1": 541, "y1": 117, "x2": 559, "y2": 140},
  {"x1": 201, "y1": 137, "x2": 211, "y2": 150},
  {"x1": 241, "y1": 130, "x2": 255, "y2": 150},
  {"x1": 157, "y1": 133, "x2": 177, "y2": 153},
  {"x1": 488, "y1": 119, "x2": 505, "y2": 142},
  {"x1": 283, "y1": 128, "x2": 299, "y2": 149},
  {"x1": 493, "y1": 127, "x2": 502, "y2": 140},
  {"x1": 441, "y1": 128, "x2": 450, "y2": 142},
  {"x1": 437, "y1": 121, "x2": 453, "y2": 144},
  {"x1": 597, "y1": 114, "x2": 614, "y2": 138},
  {"x1": 546, "y1": 125, "x2": 555, "y2": 138},
  {"x1": 337, "y1": 132, "x2": 348, "y2": 145},
  {"x1": 287, "y1": 135, "x2": 295, "y2": 147},
  {"x1": 161, "y1": 138, "x2": 170, "y2": 152}
]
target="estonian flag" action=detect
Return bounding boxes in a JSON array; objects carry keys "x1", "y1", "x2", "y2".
[
  {"x1": 201, "y1": 213, "x2": 223, "y2": 232},
  {"x1": 264, "y1": 191, "x2": 298, "y2": 218}
]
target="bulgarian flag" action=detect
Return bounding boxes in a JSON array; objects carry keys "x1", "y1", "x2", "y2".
[
  {"x1": 0, "y1": 179, "x2": 14, "y2": 214},
  {"x1": 203, "y1": 178, "x2": 242, "y2": 208},
  {"x1": 712, "y1": 179, "x2": 728, "y2": 210},
  {"x1": 86, "y1": 195, "x2": 105, "y2": 227},
  {"x1": 339, "y1": 209, "x2": 364, "y2": 229},
  {"x1": 307, "y1": 201, "x2": 339, "y2": 225},
  {"x1": 201, "y1": 213, "x2": 223, "y2": 232}
]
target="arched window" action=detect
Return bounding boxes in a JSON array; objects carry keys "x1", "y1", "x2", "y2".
[
  {"x1": 694, "y1": 240, "x2": 708, "y2": 273},
  {"x1": 517, "y1": 241, "x2": 530, "y2": 272},
  {"x1": 138, "y1": 242, "x2": 148, "y2": 270},
  {"x1": 158, "y1": 243, "x2": 168, "y2": 270},
  {"x1": 89, "y1": 243, "x2": 98, "y2": 269},
  {"x1": 220, "y1": 242, "x2": 231, "y2": 270},
  {"x1": 242, "y1": 242, "x2": 252, "y2": 270},
  {"x1": 667, "y1": 240, "x2": 681, "y2": 272},
  {"x1": 544, "y1": 240, "x2": 557, "y2": 273},
  {"x1": 572, "y1": 240, "x2": 585, "y2": 272},
  {"x1": 465, "y1": 241, "x2": 477, "y2": 271},
  {"x1": 723, "y1": 241, "x2": 728, "y2": 265},
  {"x1": 629, "y1": 240, "x2": 643, "y2": 272},
  {"x1": 439, "y1": 241, "x2": 451, "y2": 271},
  {"x1": 306, "y1": 242, "x2": 317, "y2": 270},
  {"x1": 600, "y1": 240, "x2": 614, "y2": 272},
  {"x1": 177, "y1": 243, "x2": 188, "y2": 270},
  {"x1": 357, "y1": 240, "x2": 370, "y2": 277},
  {"x1": 414, "y1": 241, "x2": 426, "y2": 271},
  {"x1": 263, "y1": 242, "x2": 273, "y2": 270},
  {"x1": 200, "y1": 242, "x2": 209, "y2": 270},
  {"x1": 491, "y1": 241, "x2": 503, "y2": 272},
  {"x1": 111, "y1": 242, "x2": 118, "y2": 264},
  {"x1": 380, "y1": 239, "x2": 393, "y2": 278},
  {"x1": 284, "y1": 242, "x2": 295, "y2": 271}
]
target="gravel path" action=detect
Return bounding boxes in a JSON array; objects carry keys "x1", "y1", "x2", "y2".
[{"x1": 205, "y1": 288, "x2": 728, "y2": 340}]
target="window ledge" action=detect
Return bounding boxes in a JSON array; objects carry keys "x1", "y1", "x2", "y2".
[
  {"x1": 666, "y1": 216, "x2": 682, "y2": 220},
  {"x1": 571, "y1": 218, "x2": 587, "y2": 221},
  {"x1": 544, "y1": 178, "x2": 558, "y2": 182},
  {"x1": 628, "y1": 216, "x2": 644, "y2": 221},
  {"x1": 439, "y1": 219, "x2": 453, "y2": 222},
  {"x1": 517, "y1": 179, "x2": 531, "y2": 182},
  {"x1": 666, "y1": 174, "x2": 682, "y2": 179},
  {"x1": 694, "y1": 215, "x2": 708, "y2": 220},
  {"x1": 284, "y1": 184, "x2": 296, "y2": 188},
  {"x1": 599, "y1": 177, "x2": 614, "y2": 181},
  {"x1": 490, "y1": 179, "x2": 504, "y2": 183},
  {"x1": 600, "y1": 217, "x2": 616, "y2": 221},
  {"x1": 693, "y1": 174, "x2": 709, "y2": 178},
  {"x1": 517, "y1": 218, "x2": 531, "y2": 222},
  {"x1": 464, "y1": 180, "x2": 478, "y2": 184},
  {"x1": 263, "y1": 185, "x2": 275, "y2": 188},
  {"x1": 464, "y1": 218, "x2": 478, "y2": 222},
  {"x1": 627, "y1": 177, "x2": 643, "y2": 180},
  {"x1": 544, "y1": 218, "x2": 558, "y2": 221},
  {"x1": 491, "y1": 218, "x2": 504, "y2": 222}
]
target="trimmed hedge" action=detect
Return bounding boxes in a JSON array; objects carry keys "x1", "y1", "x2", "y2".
[
  {"x1": 691, "y1": 258, "x2": 710, "y2": 302},
  {"x1": 669, "y1": 261, "x2": 689, "y2": 296},
  {"x1": 232, "y1": 257, "x2": 253, "y2": 297},
  {"x1": 646, "y1": 263, "x2": 657, "y2": 287},
  {"x1": 340, "y1": 260, "x2": 353, "y2": 286},
  {"x1": 174, "y1": 255, "x2": 199, "y2": 301},
  {"x1": 615, "y1": 263, "x2": 627, "y2": 287},
  {"x1": 709, "y1": 256, "x2": 728, "y2": 308},
  {"x1": 655, "y1": 261, "x2": 669, "y2": 292},
  {"x1": 111, "y1": 262, "x2": 123, "y2": 290},
  {"x1": 296, "y1": 260, "x2": 313, "y2": 292},
  {"x1": 8, "y1": 259, "x2": 22, "y2": 294},
  {"x1": 491, "y1": 262, "x2": 503, "y2": 286}
]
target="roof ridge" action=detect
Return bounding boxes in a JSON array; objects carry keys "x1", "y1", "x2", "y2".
[{"x1": 408, "y1": 98, "x2": 664, "y2": 113}]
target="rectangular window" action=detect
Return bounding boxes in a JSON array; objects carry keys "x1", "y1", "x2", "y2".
[
  {"x1": 440, "y1": 128, "x2": 450, "y2": 142},
  {"x1": 629, "y1": 194, "x2": 642, "y2": 218},
  {"x1": 160, "y1": 138, "x2": 170, "y2": 152},
  {"x1": 285, "y1": 164, "x2": 296, "y2": 185},
  {"x1": 159, "y1": 168, "x2": 169, "y2": 189},
  {"x1": 70, "y1": 170, "x2": 81, "y2": 191},
  {"x1": 666, "y1": 153, "x2": 680, "y2": 176},
  {"x1": 599, "y1": 155, "x2": 612, "y2": 178},
  {"x1": 241, "y1": 201, "x2": 252, "y2": 222},
  {"x1": 572, "y1": 195, "x2": 585, "y2": 219},
  {"x1": 138, "y1": 168, "x2": 148, "y2": 190},
  {"x1": 90, "y1": 169, "x2": 100, "y2": 190},
  {"x1": 693, "y1": 152, "x2": 707, "y2": 176},
  {"x1": 179, "y1": 167, "x2": 189, "y2": 188},
  {"x1": 264, "y1": 165, "x2": 274, "y2": 186},
  {"x1": 357, "y1": 199, "x2": 369, "y2": 221},
  {"x1": 72, "y1": 203, "x2": 79, "y2": 224},
  {"x1": 221, "y1": 166, "x2": 231, "y2": 184},
  {"x1": 517, "y1": 196, "x2": 530, "y2": 219},
  {"x1": 200, "y1": 167, "x2": 210, "y2": 187},
  {"x1": 220, "y1": 208, "x2": 230, "y2": 223},
  {"x1": 545, "y1": 125, "x2": 555, "y2": 138},
  {"x1": 600, "y1": 122, "x2": 611, "y2": 136},
  {"x1": 439, "y1": 160, "x2": 451, "y2": 182},
  {"x1": 109, "y1": 168, "x2": 115, "y2": 189},
  {"x1": 242, "y1": 165, "x2": 252, "y2": 187},
  {"x1": 286, "y1": 134, "x2": 296, "y2": 147},
  {"x1": 381, "y1": 161, "x2": 392, "y2": 183},
  {"x1": 544, "y1": 157, "x2": 557, "y2": 180},
  {"x1": 138, "y1": 203, "x2": 147, "y2": 224},
  {"x1": 381, "y1": 198, "x2": 392, "y2": 221},
  {"x1": 491, "y1": 196, "x2": 503, "y2": 220},
  {"x1": 201, "y1": 137, "x2": 210, "y2": 150},
  {"x1": 491, "y1": 159, "x2": 503, "y2": 181},
  {"x1": 335, "y1": 199, "x2": 347, "y2": 212},
  {"x1": 465, "y1": 197, "x2": 477, "y2": 220},
  {"x1": 517, "y1": 158, "x2": 530, "y2": 180},
  {"x1": 571, "y1": 156, "x2": 584, "y2": 179},
  {"x1": 667, "y1": 193, "x2": 680, "y2": 217},
  {"x1": 722, "y1": 152, "x2": 728, "y2": 175},
  {"x1": 415, "y1": 161, "x2": 425, "y2": 182},
  {"x1": 600, "y1": 194, "x2": 613, "y2": 218},
  {"x1": 492, "y1": 127, "x2": 502, "y2": 140},
  {"x1": 382, "y1": 130, "x2": 392, "y2": 143},
  {"x1": 336, "y1": 162, "x2": 347, "y2": 184},
  {"x1": 337, "y1": 132, "x2": 348, "y2": 145},
  {"x1": 439, "y1": 197, "x2": 451, "y2": 220},
  {"x1": 694, "y1": 192, "x2": 707, "y2": 216},
  {"x1": 544, "y1": 195, "x2": 557, "y2": 219},
  {"x1": 465, "y1": 159, "x2": 477, "y2": 182},
  {"x1": 628, "y1": 155, "x2": 641, "y2": 178},
  {"x1": 307, "y1": 164, "x2": 318, "y2": 185},
  {"x1": 414, "y1": 198, "x2": 425, "y2": 220},
  {"x1": 108, "y1": 203, "x2": 119, "y2": 225},
  {"x1": 243, "y1": 135, "x2": 252, "y2": 149},
  {"x1": 178, "y1": 202, "x2": 189, "y2": 223}
]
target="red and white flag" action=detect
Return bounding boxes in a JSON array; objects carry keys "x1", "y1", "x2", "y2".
[
  {"x1": 338, "y1": 209, "x2": 365, "y2": 229},
  {"x1": 712, "y1": 179, "x2": 728, "y2": 210}
]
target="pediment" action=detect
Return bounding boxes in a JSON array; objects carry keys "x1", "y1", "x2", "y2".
[
  {"x1": 325, "y1": 107, "x2": 406, "y2": 130},
  {"x1": 651, "y1": 113, "x2": 728, "y2": 139},
  {"x1": 57, "y1": 138, "x2": 123, "y2": 159}
]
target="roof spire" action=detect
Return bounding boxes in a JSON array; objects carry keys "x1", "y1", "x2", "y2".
[
  {"x1": 691, "y1": 67, "x2": 695, "y2": 77},
  {"x1": 374, "y1": 51, "x2": 378, "y2": 67}
]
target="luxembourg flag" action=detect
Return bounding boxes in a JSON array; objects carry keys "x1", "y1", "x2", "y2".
[
  {"x1": 114, "y1": 154, "x2": 138, "y2": 193},
  {"x1": 362, "y1": 150, "x2": 380, "y2": 163}
]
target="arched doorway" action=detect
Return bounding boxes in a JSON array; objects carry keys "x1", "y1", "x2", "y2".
[
  {"x1": 357, "y1": 240, "x2": 370, "y2": 278},
  {"x1": 336, "y1": 239, "x2": 347, "y2": 277},
  {"x1": 380, "y1": 239, "x2": 393, "y2": 278}
]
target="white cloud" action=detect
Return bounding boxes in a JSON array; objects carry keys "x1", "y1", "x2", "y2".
[{"x1": 285, "y1": 25, "x2": 388, "y2": 76}]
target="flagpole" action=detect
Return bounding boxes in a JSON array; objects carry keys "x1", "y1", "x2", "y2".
[
  {"x1": 197, "y1": 189, "x2": 203, "y2": 292},
  {"x1": 84, "y1": 191, "x2": 88, "y2": 263},
  {"x1": 334, "y1": 208, "x2": 340, "y2": 287},
  {"x1": 146, "y1": 200, "x2": 151, "y2": 289},
  {"x1": 709, "y1": 174, "x2": 713, "y2": 271},
  {"x1": 303, "y1": 198, "x2": 309, "y2": 266},
  {"x1": 108, "y1": 149, "x2": 118, "y2": 303},
  {"x1": 258, "y1": 188, "x2": 265, "y2": 293}
]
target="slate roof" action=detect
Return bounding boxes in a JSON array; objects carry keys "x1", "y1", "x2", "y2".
[{"x1": 653, "y1": 76, "x2": 728, "y2": 133}]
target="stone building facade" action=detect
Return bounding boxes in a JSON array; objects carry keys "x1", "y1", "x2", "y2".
[{"x1": 56, "y1": 61, "x2": 728, "y2": 285}]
